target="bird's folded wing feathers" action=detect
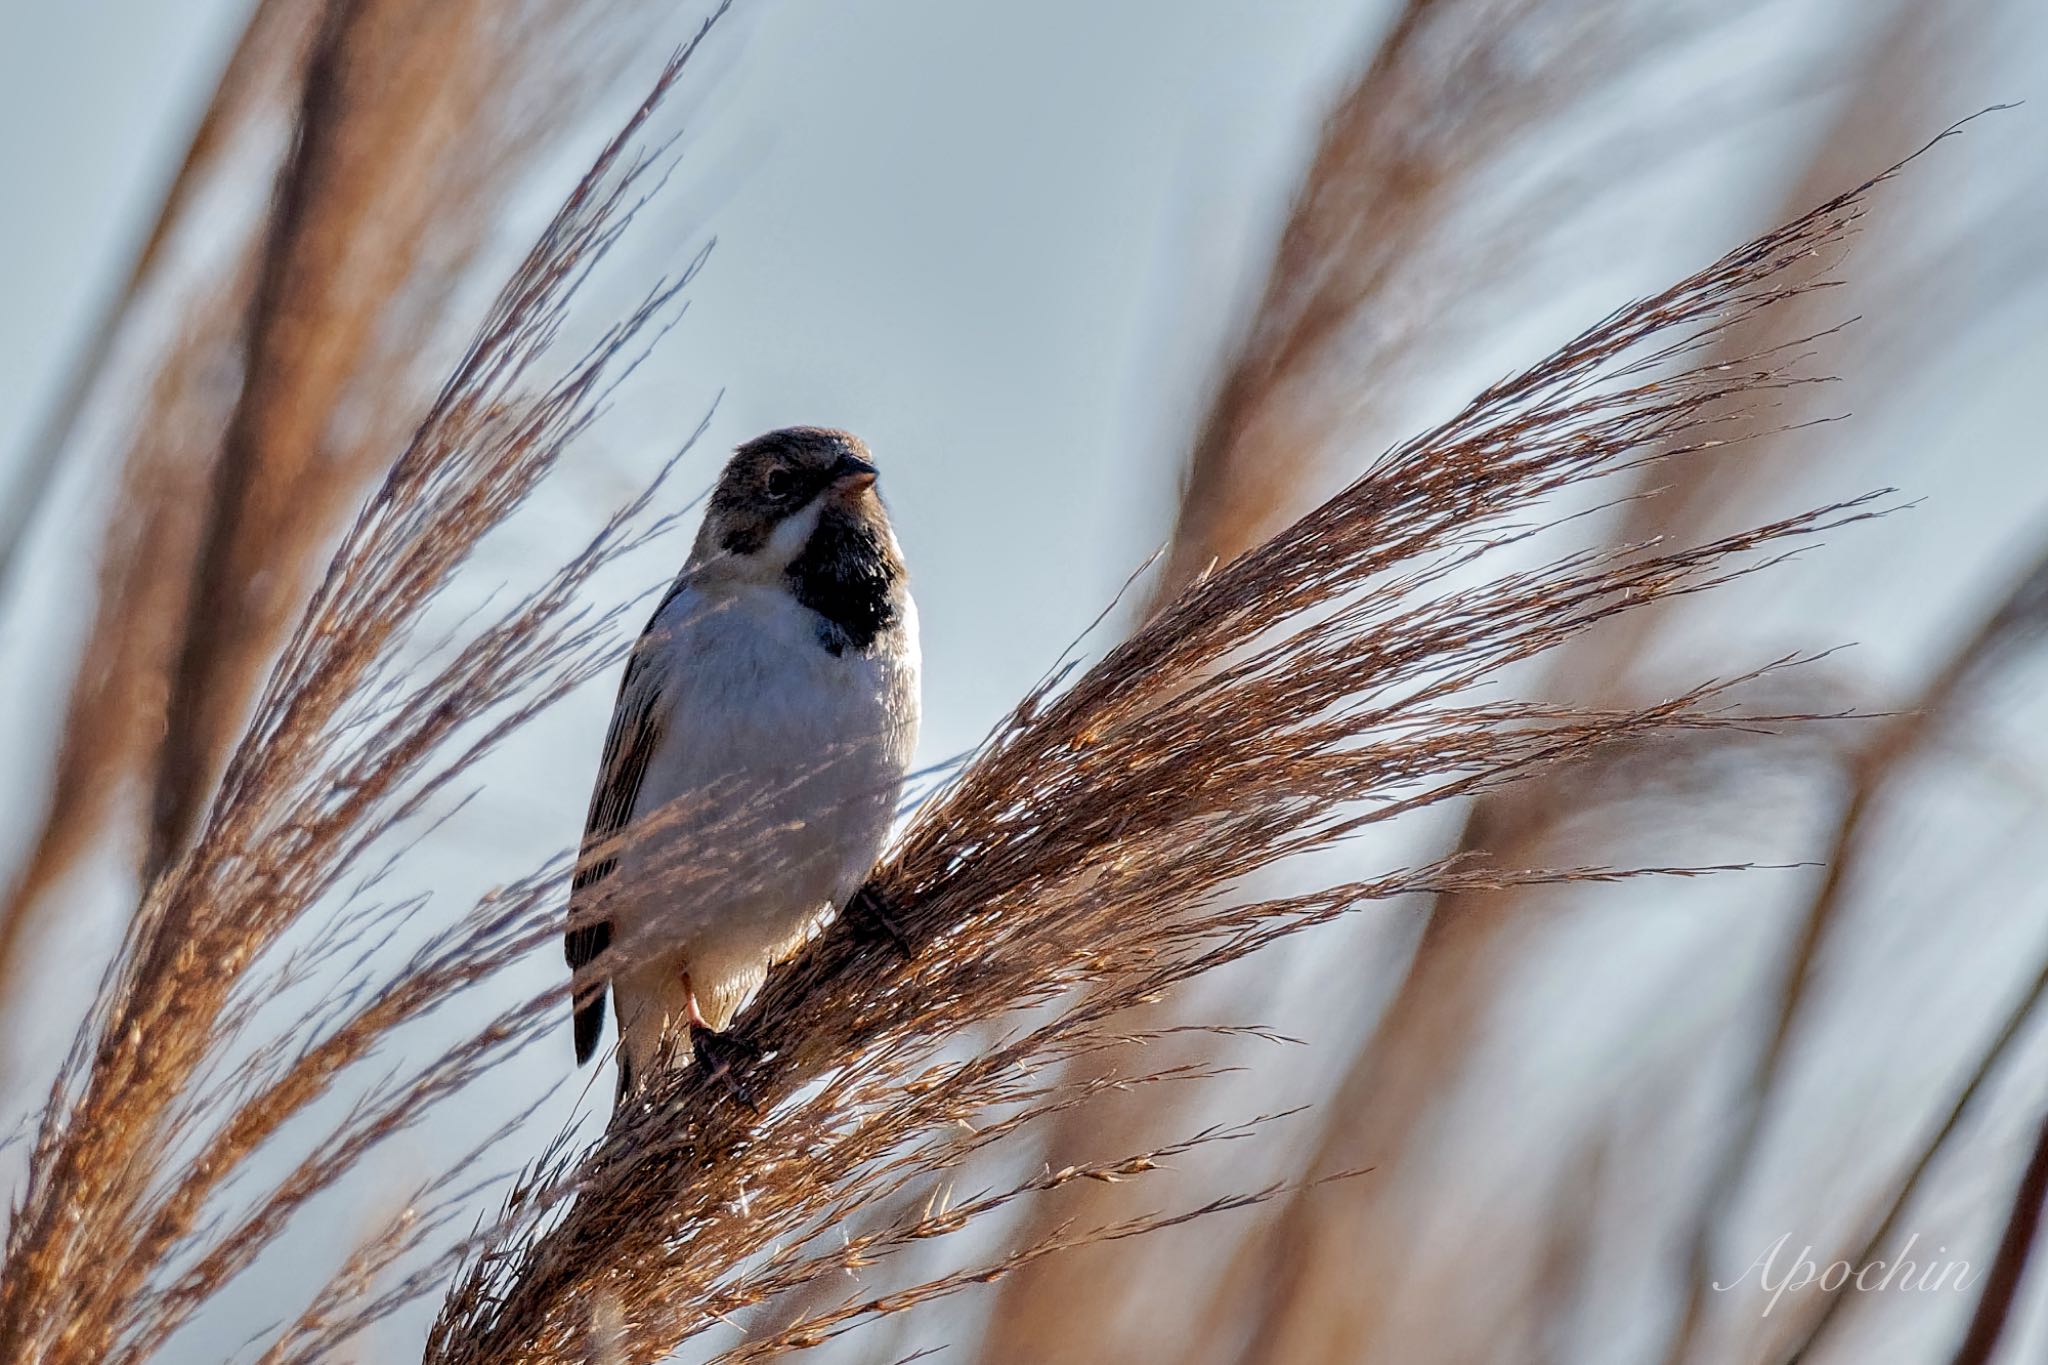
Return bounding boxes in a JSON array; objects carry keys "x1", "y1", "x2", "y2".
[{"x1": 566, "y1": 629, "x2": 671, "y2": 1065}]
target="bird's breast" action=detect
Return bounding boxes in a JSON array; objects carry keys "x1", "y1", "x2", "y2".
[{"x1": 615, "y1": 581, "x2": 919, "y2": 946}]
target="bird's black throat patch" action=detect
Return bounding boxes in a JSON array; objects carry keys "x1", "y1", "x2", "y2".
[{"x1": 788, "y1": 505, "x2": 902, "y2": 655}]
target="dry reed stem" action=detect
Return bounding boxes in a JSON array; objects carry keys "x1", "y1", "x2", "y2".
[
  {"x1": 1948, "y1": 1105, "x2": 2048, "y2": 1365},
  {"x1": 1658, "y1": 330, "x2": 2044, "y2": 1365},
  {"x1": 1769, "y1": 958, "x2": 2046, "y2": 1364},
  {"x1": 1765, "y1": 915, "x2": 2048, "y2": 1365},
  {"x1": 1226, "y1": 14, "x2": 1955, "y2": 1361},
  {"x1": 0, "y1": 13, "x2": 731, "y2": 1357},
  {"x1": 982, "y1": 3, "x2": 1698, "y2": 1351},
  {"x1": 423, "y1": 153, "x2": 1918, "y2": 1364},
  {"x1": 0, "y1": 267, "x2": 257, "y2": 1003},
  {"x1": 0, "y1": 0, "x2": 324, "y2": 598},
  {"x1": 142, "y1": 0, "x2": 618, "y2": 876},
  {"x1": 0, "y1": 0, "x2": 324, "y2": 1029},
  {"x1": 1154, "y1": 0, "x2": 1656, "y2": 606},
  {"x1": 1743, "y1": 539, "x2": 2048, "y2": 1364},
  {"x1": 1529, "y1": 1132, "x2": 1612, "y2": 1365}
]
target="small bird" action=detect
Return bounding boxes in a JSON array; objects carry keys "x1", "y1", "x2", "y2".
[{"x1": 565, "y1": 427, "x2": 920, "y2": 1101}]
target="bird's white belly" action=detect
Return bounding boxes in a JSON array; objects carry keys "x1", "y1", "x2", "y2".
[{"x1": 611, "y1": 583, "x2": 918, "y2": 1032}]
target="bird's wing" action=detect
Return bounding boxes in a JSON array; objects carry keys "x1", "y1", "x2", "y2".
[{"x1": 567, "y1": 612, "x2": 674, "y2": 1067}]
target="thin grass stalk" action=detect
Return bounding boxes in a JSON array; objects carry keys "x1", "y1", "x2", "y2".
[
  {"x1": 1948, "y1": 1107, "x2": 2048, "y2": 1365},
  {"x1": 1529, "y1": 1132, "x2": 1612, "y2": 1365},
  {"x1": 0, "y1": 266, "x2": 257, "y2": 1009},
  {"x1": 1748, "y1": 541, "x2": 2048, "y2": 1364},
  {"x1": 142, "y1": 0, "x2": 558, "y2": 876},
  {"x1": 1769, "y1": 923, "x2": 2048, "y2": 1364},
  {"x1": 1660, "y1": 513, "x2": 2048, "y2": 1365}
]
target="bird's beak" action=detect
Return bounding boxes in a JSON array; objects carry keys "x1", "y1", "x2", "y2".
[{"x1": 831, "y1": 452, "x2": 880, "y2": 492}]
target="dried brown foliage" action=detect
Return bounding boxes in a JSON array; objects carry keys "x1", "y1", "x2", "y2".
[
  {"x1": 0, "y1": 0, "x2": 690, "y2": 1064},
  {"x1": 0, "y1": 0, "x2": 324, "y2": 598},
  {"x1": 1217, "y1": 9, "x2": 1961, "y2": 1360},
  {"x1": 985, "y1": 4, "x2": 1713, "y2": 1350},
  {"x1": 1155, "y1": 0, "x2": 1685, "y2": 605},
  {"x1": 0, "y1": 2, "x2": 2024, "y2": 1360},
  {"x1": 421, "y1": 154, "x2": 1912, "y2": 1363},
  {"x1": 144, "y1": 0, "x2": 672, "y2": 876},
  {"x1": 0, "y1": 15, "x2": 728, "y2": 1356},
  {"x1": 0, "y1": 0, "x2": 324, "y2": 1019}
]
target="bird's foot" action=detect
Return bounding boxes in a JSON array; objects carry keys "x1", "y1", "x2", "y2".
[
  {"x1": 845, "y1": 882, "x2": 914, "y2": 958},
  {"x1": 690, "y1": 1025, "x2": 763, "y2": 1113}
]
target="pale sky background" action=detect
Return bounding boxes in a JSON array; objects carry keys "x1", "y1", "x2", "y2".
[{"x1": 1, "y1": 1, "x2": 2045, "y2": 1361}]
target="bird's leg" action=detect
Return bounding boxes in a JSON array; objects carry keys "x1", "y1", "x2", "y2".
[
  {"x1": 681, "y1": 974, "x2": 710, "y2": 1032},
  {"x1": 844, "y1": 882, "x2": 913, "y2": 958},
  {"x1": 690, "y1": 1026, "x2": 762, "y2": 1113},
  {"x1": 679, "y1": 971, "x2": 762, "y2": 1112}
]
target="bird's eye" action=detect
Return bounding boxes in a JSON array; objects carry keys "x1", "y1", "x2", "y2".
[{"x1": 764, "y1": 468, "x2": 797, "y2": 500}]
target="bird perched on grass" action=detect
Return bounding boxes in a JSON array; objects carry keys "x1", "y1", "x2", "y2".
[{"x1": 565, "y1": 427, "x2": 920, "y2": 1103}]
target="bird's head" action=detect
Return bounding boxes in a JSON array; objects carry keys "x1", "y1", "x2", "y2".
[{"x1": 690, "y1": 426, "x2": 894, "y2": 580}]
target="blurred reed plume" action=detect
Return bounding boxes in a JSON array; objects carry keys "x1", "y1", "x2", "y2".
[
  {"x1": 2, "y1": 0, "x2": 2041, "y2": 1362},
  {"x1": 0, "y1": 0, "x2": 325, "y2": 1013},
  {"x1": 0, "y1": 0, "x2": 679, "y2": 1023},
  {"x1": 0, "y1": 0, "x2": 321, "y2": 601},
  {"x1": 1163, "y1": 0, "x2": 1634, "y2": 603},
  {"x1": 1211, "y1": 9, "x2": 1962, "y2": 1363},
  {"x1": 984, "y1": 1, "x2": 1720, "y2": 1351},
  {"x1": 0, "y1": 13, "x2": 726, "y2": 1357}
]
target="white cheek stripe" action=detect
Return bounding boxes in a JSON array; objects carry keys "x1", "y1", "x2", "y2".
[
  {"x1": 698, "y1": 496, "x2": 829, "y2": 585},
  {"x1": 761, "y1": 497, "x2": 828, "y2": 572}
]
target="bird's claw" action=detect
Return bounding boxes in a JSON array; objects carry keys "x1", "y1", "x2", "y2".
[
  {"x1": 846, "y1": 883, "x2": 913, "y2": 958},
  {"x1": 691, "y1": 1025, "x2": 763, "y2": 1113}
]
